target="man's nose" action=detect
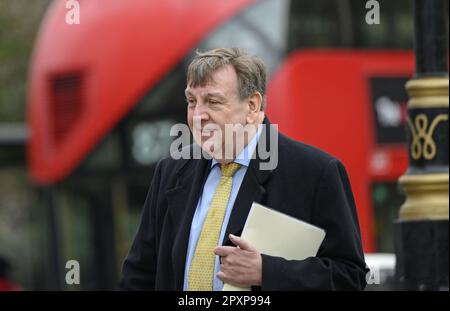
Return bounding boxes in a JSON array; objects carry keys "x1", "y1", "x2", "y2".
[{"x1": 193, "y1": 103, "x2": 209, "y2": 120}]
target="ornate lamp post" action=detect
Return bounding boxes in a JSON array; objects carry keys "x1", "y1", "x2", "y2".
[{"x1": 395, "y1": 0, "x2": 449, "y2": 290}]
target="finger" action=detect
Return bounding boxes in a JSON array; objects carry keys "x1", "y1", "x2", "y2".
[
  {"x1": 216, "y1": 271, "x2": 227, "y2": 283},
  {"x1": 214, "y1": 246, "x2": 235, "y2": 257},
  {"x1": 217, "y1": 271, "x2": 242, "y2": 287},
  {"x1": 229, "y1": 234, "x2": 257, "y2": 251}
]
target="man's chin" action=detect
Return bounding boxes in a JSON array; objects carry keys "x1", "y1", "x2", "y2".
[
  {"x1": 201, "y1": 141, "x2": 220, "y2": 155},
  {"x1": 196, "y1": 141, "x2": 226, "y2": 160}
]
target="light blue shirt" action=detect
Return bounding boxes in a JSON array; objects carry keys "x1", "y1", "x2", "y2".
[{"x1": 183, "y1": 125, "x2": 263, "y2": 291}]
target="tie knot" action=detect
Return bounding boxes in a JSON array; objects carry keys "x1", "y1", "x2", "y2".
[{"x1": 221, "y1": 162, "x2": 241, "y2": 177}]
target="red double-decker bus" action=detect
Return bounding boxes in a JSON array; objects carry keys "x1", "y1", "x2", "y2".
[{"x1": 27, "y1": 0, "x2": 415, "y2": 289}]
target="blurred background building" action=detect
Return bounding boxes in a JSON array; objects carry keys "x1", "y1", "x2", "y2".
[{"x1": 0, "y1": 0, "x2": 446, "y2": 290}]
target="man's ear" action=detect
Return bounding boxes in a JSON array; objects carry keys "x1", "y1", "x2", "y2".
[{"x1": 247, "y1": 92, "x2": 263, "y2": 123}]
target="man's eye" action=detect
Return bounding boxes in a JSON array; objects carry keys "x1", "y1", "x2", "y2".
[
  {"x1": 186, "y1": 99, "x2": 195, "y2": 106},
  {"x1": 209, "y1": 100, "x2": 219, "y2": 105}
]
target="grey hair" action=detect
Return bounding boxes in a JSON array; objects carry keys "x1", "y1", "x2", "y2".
[{"x1": 186, "y1": 47, "x2": 267, "y2": 110}]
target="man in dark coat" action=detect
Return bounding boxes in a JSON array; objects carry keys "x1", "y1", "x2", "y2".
[{"x1": 119, "y1": 48, "x2": 368, "y2": 291}]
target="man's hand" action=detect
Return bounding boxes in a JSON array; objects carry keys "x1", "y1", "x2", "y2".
[{"x1": 214, "y1": 234, "x2": 262, "y2": 287}]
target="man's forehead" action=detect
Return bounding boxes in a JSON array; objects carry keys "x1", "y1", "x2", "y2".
[
  {"x1": 185, "y1": 83, "x2": 219, "y2": 95},
  {"x1": 186, "y1": 66, "x2": 238, "y2": 96}
]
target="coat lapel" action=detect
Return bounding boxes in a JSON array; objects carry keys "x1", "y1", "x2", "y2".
[
  {"x1": 222, "y1": 165, "x2": 268, "y2": 246},
  {"x1": 222, "y1": 117, "x2": 276, "y2": 246},
  {"x1": 166, "y1": 146, "x2": 211, "y2": 290}
]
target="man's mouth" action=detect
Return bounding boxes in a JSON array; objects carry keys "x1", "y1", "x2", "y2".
[
  {"x1": 198, "y1": 123, "x2": 220, "y2": 137},
  {"x1": 201, "y1": 129, "x2": 215, "y2": 136}
]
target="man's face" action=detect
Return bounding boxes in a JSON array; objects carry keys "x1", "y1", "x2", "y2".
[{"x1": 185, "y1": 65, "x2": 261, "y2": 161}]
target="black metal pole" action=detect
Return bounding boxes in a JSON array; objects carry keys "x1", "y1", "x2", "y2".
[
  {"x1": 413, "y1": 0, "x2": 448, "y2": 76},
  {"x1": 394, "y1": 0, "x2": 449, "y2": 291}
]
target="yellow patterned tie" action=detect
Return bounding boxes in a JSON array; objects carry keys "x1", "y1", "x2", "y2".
[{"x1": 188, "y1": 162, "x2": 242, "y2": 291}]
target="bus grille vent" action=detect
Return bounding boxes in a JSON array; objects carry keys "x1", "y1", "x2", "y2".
[{"x1": 51, "y1": 74, "x2": 83, "y2": 146}]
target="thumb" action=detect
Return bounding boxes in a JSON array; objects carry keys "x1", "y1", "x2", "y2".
[{"x1": 229, "y1": 234, "x2": 257, "y2": 252}]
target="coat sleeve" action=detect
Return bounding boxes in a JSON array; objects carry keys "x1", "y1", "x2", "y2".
[
  {"x1": 260, "y1": 159, "x2": 369, "y2": 290},
  {"x1": 118, "y1": 160, "x2": 162, "y2": 290}
]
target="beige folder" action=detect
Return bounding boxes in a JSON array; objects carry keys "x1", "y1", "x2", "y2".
[{"x1": 222, "y1": 202, "x2": 326, "y2": 291}]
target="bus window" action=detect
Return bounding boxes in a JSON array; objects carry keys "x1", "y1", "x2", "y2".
[
  {"x1": 199, "y1": 0, "x2": 289, "y2": 74},
  {"x1": 352, "y1": 0, "x2": 414, "y2": 49},
  {"x1": 288, "y1": 0, "x2": 344, "y2": 49},
  {"x1": 288, "y1": 0, "x2": 414, "y2": 50},
  {"x1": 372, "y1": 182, "x2": 406, "y2": 252}
]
